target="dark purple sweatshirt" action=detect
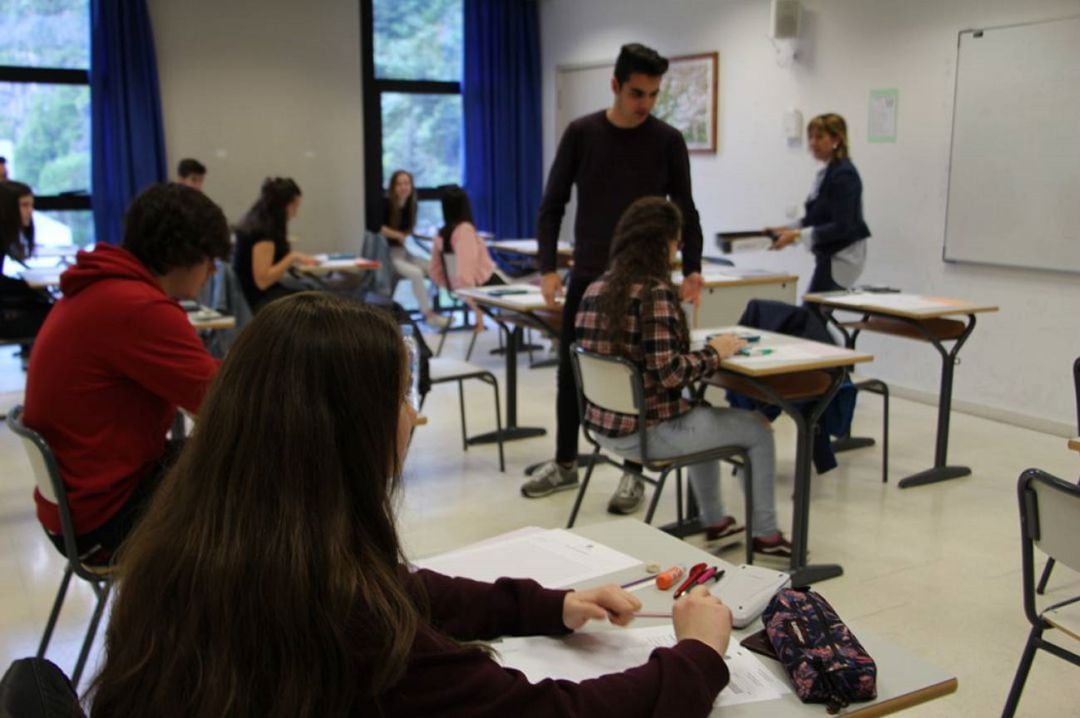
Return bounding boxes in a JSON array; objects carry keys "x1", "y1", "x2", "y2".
[
  {"x1": 537, "y1": 111, "x2": 704, "y2": 279},
  {"x1": 366, "y1": 570, "x2": 729, "y2": 716}
]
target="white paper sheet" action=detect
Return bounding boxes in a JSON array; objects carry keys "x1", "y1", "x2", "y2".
[
  {"x1": 822, "y1": 293, "x2": 954, "y2": 311},
  {"x1": 497, "y1": 625, "x2": 790, "y2": 708},
  {"x1": 412, "y1": 529, "x2": 640, "y2": 588}
]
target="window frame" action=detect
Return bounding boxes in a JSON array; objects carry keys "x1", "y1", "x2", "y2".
[
  {"x1": 359, "y1": 0, "x2": 463, "y2": 229},
  {"x1": 0, "y1": 64, "x2": 92, "y2": 214}
]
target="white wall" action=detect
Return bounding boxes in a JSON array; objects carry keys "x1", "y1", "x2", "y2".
[
  {"x1": 147, "y1": 0, "x2": 366, "y2": 254},
  {"x1": 540, "y1": 0, "x2": 1080, "y2": 432}
]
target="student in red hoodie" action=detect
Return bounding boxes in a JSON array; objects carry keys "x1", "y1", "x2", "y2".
[
  {"x1": 23, "y1": 183, "x2": 231, "y2": 561},
  {"x1": 90, "y1": 293, "x2": 734, "y2": 716}
]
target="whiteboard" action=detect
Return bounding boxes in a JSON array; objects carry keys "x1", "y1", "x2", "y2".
[{"x1": 943, "y1": 16, "x2": 1080, "y2": 273}]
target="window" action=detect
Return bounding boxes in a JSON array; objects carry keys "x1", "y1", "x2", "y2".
[
  {"x1": 362, "y1": 0, "x2": 463, "y2": 234},
  {"x1": 0, "y1": 0, "x2": 93, "y2": 246}
]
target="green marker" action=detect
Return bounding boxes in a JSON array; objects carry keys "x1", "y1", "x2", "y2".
[{"x1": 737, "y1": 347, "x2": 774, "y2": 357}]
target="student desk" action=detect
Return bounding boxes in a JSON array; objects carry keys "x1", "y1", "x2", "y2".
[
  {"x1": 804, "y1": 293, "x2": 998, "y2": 489},
  {"x1": 695, "y1": 326, "x2": 873, "y2": 586},
  {"x1": 569, "y1": 519, "x2": 959, "y2": 717},
  {"x1": 489, "y1": 238, "x2": 573, "y2": 270},
  {"x1": 188, "y1": 308, "x2": 235, "y2": 331},
  {"x1": 454, "y1": 284, "x2": 561, "y2": 444},
  {"x1": 17, "y1": 267, "x2": 61, "y2": 289}
]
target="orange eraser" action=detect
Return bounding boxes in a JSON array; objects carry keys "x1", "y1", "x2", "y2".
[{"x1": 655, "y1": 566, "x2": 684, "y2": 590}]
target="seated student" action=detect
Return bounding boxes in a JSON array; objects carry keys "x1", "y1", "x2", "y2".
[
  {"x1": 176, "y1": 157, "x2": 206, "y2": 191},
  {"x1": 0, "y1": 181, "x2": 53, "y2": 344},
  {"x1": 233, "y1": 177, "x2": 317, "y2": 312},
  {"x1": 576, "y1": 197, "x2": 792, "y2": 557},
  {"x1": 374, "y1": 169, "x2": 450, "y2": 328},
  {"x1": 90, "y1": 292, "x2": 734, "y2": 716},
  {"x1": 22, "y1": 184, "x2": 230, "y2": 560},
  {"x1": 428, "y1": 185, "x2": 502, "y2": 331}
]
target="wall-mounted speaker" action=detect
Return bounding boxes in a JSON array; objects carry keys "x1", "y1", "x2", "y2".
[{"x1": 770, "y1": 0, "x2": 801, "y2": 40}]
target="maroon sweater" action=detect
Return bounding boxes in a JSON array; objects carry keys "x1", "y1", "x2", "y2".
[
  {"x1": 367, "y1": 570, "x2": 729, "y2": 716},
  {"x1": 537, "y1": 111, "x2": 703, "y2": 279}
]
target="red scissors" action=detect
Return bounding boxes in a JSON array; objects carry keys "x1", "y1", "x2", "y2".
[{"x1": 672, "y1": 562, "x2": 708, "y2": 599}]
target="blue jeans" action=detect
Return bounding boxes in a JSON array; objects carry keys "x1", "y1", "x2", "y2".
[{"x1": 597, "y1": 406, "x2": 779, "y2": 537}]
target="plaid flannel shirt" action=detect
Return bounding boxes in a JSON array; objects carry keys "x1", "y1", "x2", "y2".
[{"x1": 575, "y1": 277, "x2": 720, "y2": 438}]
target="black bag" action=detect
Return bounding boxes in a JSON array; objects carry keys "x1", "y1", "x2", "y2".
[{"x1": 762, "y1": 588, "x2": 877, "y2": 713}]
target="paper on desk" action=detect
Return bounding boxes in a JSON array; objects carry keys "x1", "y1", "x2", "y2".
[
  {"x1": 823, "y1": 293, "x2": 955, "y2": 311},
  {"x1": 497, "y1": 625, "x2": 790, "y2": 708},
  {"x1": 412, "y1": 529, "x2": 640, "y2": 588}
]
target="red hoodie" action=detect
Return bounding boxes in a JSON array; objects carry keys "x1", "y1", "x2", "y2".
[{"x1": 24, "y1": 244, "x2": 219, "y2": 536}]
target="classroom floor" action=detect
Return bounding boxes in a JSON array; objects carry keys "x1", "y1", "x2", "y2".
[{"x1": 1, "y1": 329, "x2": 1077, "y2": 716}]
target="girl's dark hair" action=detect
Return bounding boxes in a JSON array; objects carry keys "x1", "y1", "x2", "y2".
[
  {"x1": 0, "y1": 182, "x2": 25, "y2": 261},
  {"x1": 4, "y1": 181, "x2": 34, "y2": 255},
  {"x1": 386, "y1": 169, "x2": 416, "y2": 234},
  {"x1": 437, "y1": 185, "x2": 474, "y2": 253},
  {"x1": 237, "y1": 177, "x2": 301, "y2": 241},
  {"x1": 123, "y1": 183, "x2": 230, "y2": 274},
  {"x1": 596, "y1": 197, "x2": 685, "y2": 353},
  {"x1": 89, "y1": 293, "x2": 420, "y2": 717}
]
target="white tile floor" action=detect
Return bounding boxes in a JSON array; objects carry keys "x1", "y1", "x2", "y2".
[{"x1": 1, "y1": 330, "x2": 1077, "y2": 715}]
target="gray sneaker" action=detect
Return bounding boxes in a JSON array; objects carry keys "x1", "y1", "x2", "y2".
[
  {"x1": 607, "y1": 473, "x2": 646, "y2": 514},
  {"x1": 521, "y1": 462, "x2": 579, "y2": 498}
]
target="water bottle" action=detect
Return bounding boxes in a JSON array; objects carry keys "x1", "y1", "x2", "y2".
[{"x1": 400, "y1": 325, "x2": 420, "y2": 411}]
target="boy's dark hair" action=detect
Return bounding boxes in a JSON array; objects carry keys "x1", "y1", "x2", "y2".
[
  {"x1": 613, "y1": 43, "x2": 669, "y2": 84},
  {"x1": 123, "y1": 183, "x2": 230, "y2": 275},
  {"x1": 177, "y1": 158, "x2": 206, "y2": 178}
]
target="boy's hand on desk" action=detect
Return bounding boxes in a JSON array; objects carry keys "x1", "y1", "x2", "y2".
[
  {"x1": 768, "y1": 229, "x2": 800, "y2": 250},
  {"x1": 674, "y1": 586, "x2": 732, "y2": 656},
  {"x1": 707, "y1": 334, "x2": 747, "y2": 359},
  {"x1": 540, "y1": 272, "x2": 564, "y2": 307},
  {"x1": 563, "y1": 585, "x2": 642, "y2": 629}
]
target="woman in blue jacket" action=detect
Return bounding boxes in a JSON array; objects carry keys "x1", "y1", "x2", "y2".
[{"x1": 766, "y1": 113, "x2": 870, "y2": 292}]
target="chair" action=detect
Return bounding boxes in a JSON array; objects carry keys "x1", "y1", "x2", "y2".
[
  {"x1": 432, "y1": 249, "x2": 483, "y2": 361},
  {"x1": 1035, "y1": 356, "x2": 1080, "y2": 595},
  {"x1": 566, "y1": 345, "x2": 755, "y2": 563},
  {"x1": 0, "y1": 658, "x2": 84, "y2": 718},
  {"x1": 420, "y1": 358, "x2": 505, "y2": 472},
  {"x1": 5, "y1": 407, "x2": 113, "y2": 690},
  {"x1": 1002, "y1": 468, "x2": 1080, "y2": 717}
]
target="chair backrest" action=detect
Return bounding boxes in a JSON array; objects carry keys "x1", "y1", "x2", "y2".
[
  {"x1": 6, "y1": 406, "x2": 62, "y2": 506},
  {"x1": 570, "y1": 345, "x2": 642, "y2": 416},
  {"x1": 1073, "y1": 356, "x2": 1079, "y2": 433},
  {"x1": 1020, "y1": 469, "x2": 1080, "y2": 574}
]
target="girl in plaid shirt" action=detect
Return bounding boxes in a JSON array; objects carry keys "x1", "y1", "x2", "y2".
[{"x1": 575, "y1": 197, "x2": 791, "y2": 557}]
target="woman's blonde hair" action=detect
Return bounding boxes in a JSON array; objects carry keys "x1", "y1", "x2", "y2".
[{"x1": 808, "y1": 113, "x2": 850, "y2": 160}]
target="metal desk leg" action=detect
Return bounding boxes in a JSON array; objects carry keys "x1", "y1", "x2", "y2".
[
  {"x1": 467, "y1": 321, "x2": 547, "y2": 445},
  {"x1": 897, "y1": 316, "x2": 977, "y2": 488}
]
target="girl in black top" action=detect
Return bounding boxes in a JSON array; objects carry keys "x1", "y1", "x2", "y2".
[
  {"x1": 0, "y1": 181, "x2": 52, "y2": 343},
  {"x1": 233, "y1": 177, "x2": 316, "y2": 311}
]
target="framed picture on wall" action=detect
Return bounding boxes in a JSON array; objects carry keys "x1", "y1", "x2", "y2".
[{"x1": 654, "y1": 52, "x2": 718, "y2": 154}]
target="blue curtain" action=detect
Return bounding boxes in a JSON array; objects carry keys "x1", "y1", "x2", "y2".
[
  {"x1": 90, "y1": 0, "x2": 167, "y2": 246},
  {"x1": 463, "y1": 0, "x2": 542, "y2": 239}
]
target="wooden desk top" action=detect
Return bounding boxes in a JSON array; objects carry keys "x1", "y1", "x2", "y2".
[
  {"x1": 804, "y1": 292, "x2": 998, "y2": 320},
  {"x1": 1069, "y1": 437, "x2": 1080, "y2": 453},
  {"x1": 676, "y1": 268, "x2": 798, "y2": 289},
  {"x1": 693, "y1": 325, "x2": 873, "y2": 377},
  {"x1": 456, "y1": 284, "x2": 561, "y2": 312},
  {"x1": 489, "y1": 239, "x2": 573, "y2": 257},
  {"x1": 298, "y1": 254, "x2": 380, "y2": 275}
]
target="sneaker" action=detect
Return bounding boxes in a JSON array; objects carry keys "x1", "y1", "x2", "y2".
[
  {"x1": 752, "y1": 533, "x2": 793, "y2": 559},
  {"x1": 521, "y1": 461, "x2": 578, "y2": 498},
  {"x1": 425, "y1": 312, "x2": 452, "y2": 329},
  {"x1": 607, "y1": 473, "x2": 646, "y2": 515},
  {"x1": 704, "y1": 516, "x2": 746, "y2": 541}
]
